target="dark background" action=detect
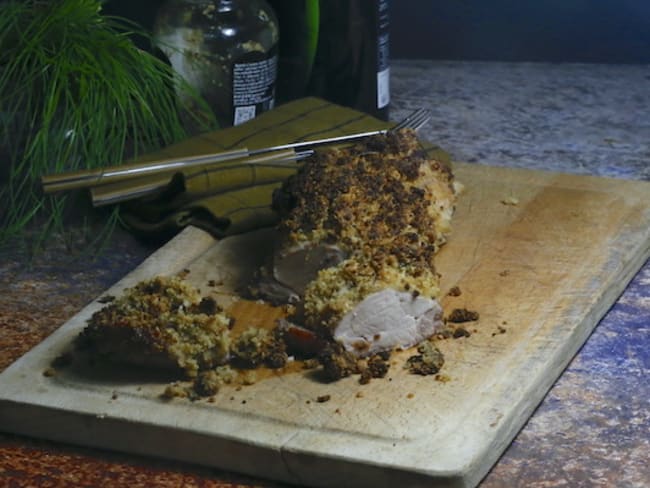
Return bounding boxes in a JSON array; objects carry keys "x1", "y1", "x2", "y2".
[
  {"x1": 104, "y1": 0, "x2": 650, "y2": 64},
  {"x1": 390, "y1": 0, "x2": 650, "y2": 63}
]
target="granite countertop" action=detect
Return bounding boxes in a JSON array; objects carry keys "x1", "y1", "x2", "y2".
[{"x1": 1, "y1": 60, "x2": 649, "y2": 487}]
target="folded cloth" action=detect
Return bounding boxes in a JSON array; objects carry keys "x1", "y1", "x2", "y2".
[{"x1": 119, "y1": 98, "x2": 448, "y2": 241}]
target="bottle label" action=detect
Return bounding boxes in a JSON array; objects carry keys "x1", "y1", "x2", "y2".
[
  {"x1": 232, "y1": 51, "x2": 278, "y2": 126},
  {"x1": 377, "y1": 0, "x2": 390, "y2": 109},
  {"x1": 377, "y1": 67, "x2": 390, "y2": 109}
]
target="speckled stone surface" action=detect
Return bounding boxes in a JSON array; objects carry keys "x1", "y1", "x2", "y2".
[
  {"x1": 391, "y1": 61, "x2": 650, "y2": 180},
  {"x1": 1, "y1": 61, "x2": 649, "y2": 487}
]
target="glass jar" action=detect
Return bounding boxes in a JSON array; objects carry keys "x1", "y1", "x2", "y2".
[{"x1": 154, "y1": 0, "x2": 279, "y2": 128}]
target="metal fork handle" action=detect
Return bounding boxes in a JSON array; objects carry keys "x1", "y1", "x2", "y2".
[{"x1": 42, "y1": 109, "x2": 432, "y2": 194}]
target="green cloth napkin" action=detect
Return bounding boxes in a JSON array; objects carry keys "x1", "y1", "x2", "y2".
[{"x1": 120, "y1": 97, "x2": 448, "y2": 241}]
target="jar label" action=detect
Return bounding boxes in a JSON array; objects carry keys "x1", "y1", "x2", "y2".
[{"x1": 233, "y1": 53, "x2": 278, "y2": 126}]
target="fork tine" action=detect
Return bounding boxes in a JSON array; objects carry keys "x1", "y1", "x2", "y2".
[
  {"x1": 408, "y1": 110, "x2": 431, "y2": 131},
  {"x1": 407, "y1": 109, "x2": 431, "y2": 129},
  {"x1": 392, "y1": 108, "x2": 431, "y2": 132},
  {"x1": 393, "y1": 108, "x2": 425, "y2": 130}
]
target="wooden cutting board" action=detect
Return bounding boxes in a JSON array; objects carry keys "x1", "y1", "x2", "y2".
[{"x1": 1, "y1": 163, "x2": 649, "y2": 488}]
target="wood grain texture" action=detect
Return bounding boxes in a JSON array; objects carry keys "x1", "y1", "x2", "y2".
[{"x1": 1, "y1": 163, "x2": 648, "y2": 488}]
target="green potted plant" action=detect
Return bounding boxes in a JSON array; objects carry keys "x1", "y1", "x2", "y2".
[{"x1": 0, "y1": 0, "x2": 215, "y2": 251}]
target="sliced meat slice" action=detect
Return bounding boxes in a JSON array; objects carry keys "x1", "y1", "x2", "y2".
[
  {"x1": 252, "y1": 240, "x2": 348, "y2": 304},
  {"x1": 335, "y1": 289, "x2": 444, "y2": 357}
]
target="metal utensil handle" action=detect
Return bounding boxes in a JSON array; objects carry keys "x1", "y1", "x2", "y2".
[
  {"x1": 41, "y1": 148, "x2": 250, "y2": 193},
  {"x1": 41, "y1": 108, "x2": 431, "y2": 194}
]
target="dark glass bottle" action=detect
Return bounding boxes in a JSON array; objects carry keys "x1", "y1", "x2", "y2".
[
  {"x1": 154, "y1": 0, "x2": 279, "y2": 128},
  {"x1": 266, "y1": 0, "x2": 320, "y2": 105},
  {"x1": 270, "y1": 0, "x2": 390, "y2": 120}
]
